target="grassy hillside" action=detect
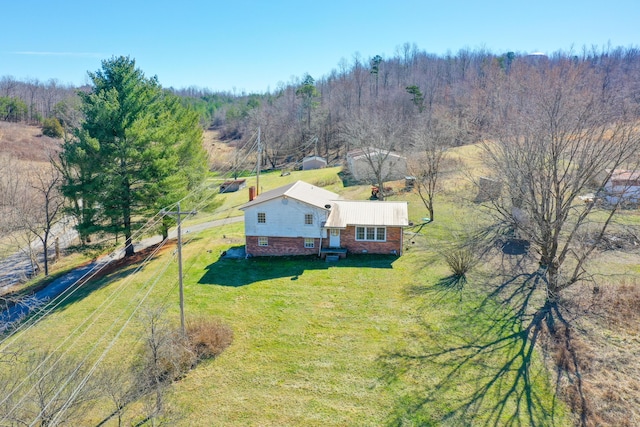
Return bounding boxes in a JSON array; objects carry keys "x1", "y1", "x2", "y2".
[
  {"x1": 8, "y1": 226, "x2": 568, "y2": 425},
  {"x1": 2, "y1": 159, "x2": 579, "y2": 426},
  {"x1": 7, "y1": 143, "x2": 640, "y2": 425}
]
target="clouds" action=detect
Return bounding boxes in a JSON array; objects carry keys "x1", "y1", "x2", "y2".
[{"x1": 10, "y1": 51, "x2": 104, "y2": 58}]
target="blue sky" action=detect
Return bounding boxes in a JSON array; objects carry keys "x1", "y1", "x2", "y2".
[{"x1": 2, "y1": 0, "x2": 638, "y2": 93}]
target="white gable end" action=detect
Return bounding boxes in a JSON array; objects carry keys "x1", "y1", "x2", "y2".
[{"x1": 244, "y1": 197, "x2": 329, "y2": 238}]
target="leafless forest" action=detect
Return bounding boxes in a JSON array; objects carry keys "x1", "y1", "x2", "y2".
[
  {"x1": 220, "y1": 45, "x2": 640, "y2": 168},
  {"x1": 3, "y1": 45, "x2": 640, "y2": 164}
]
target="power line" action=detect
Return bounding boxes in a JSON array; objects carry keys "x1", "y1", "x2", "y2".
[
  {"x1": 0, "y1": 129, "x2": 259, "y2": 422},
  {"x1": 0, "y1": 211, "x2": 167, "y2": 349},
  {"x1": 2, "y1": 237, "x2": 177, "y2": 424},
  {"x1": 46, "y1": 244, "x2": 178, "y2": 426}
]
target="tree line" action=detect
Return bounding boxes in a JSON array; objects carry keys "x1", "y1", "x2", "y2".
[
  {"x1": 223, "y1": 44, "x2": 640, "y2": 166},
  {"x1": 0, "y1": 57, "x2": 214, "y2": 284},
  {"x1": 3, "y1": 45, "x2": 640, "y2": 281}
]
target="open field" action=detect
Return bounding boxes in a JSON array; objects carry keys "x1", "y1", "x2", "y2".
[
  {"x1": 1, "y1": 157, "x2": 572, "y2": 426},
  {"x1": 4, "y1": 221, "x2": 569, "y2": 426},
  {"x1": 0, "y1": 121, "x2": 60, "y2": 162},
  {"x1": 3, "y1": 131, "x2": 640, "y2": 425}
]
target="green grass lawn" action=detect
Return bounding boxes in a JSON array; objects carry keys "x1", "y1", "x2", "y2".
[{"x1": 2, "y1": 166, "x2": 572, "y2": 426}]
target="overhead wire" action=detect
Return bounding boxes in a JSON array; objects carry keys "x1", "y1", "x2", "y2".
[
  {"x1": 22, "y1": 189, "x2": 220, "y2": 422},
  {"x1": 44, "y1": 241, "x2": 180, "y2": 426},
  {"x1": 1, "y1": 125, "x2": 255, "y2": 350},
  {"x1": 0, "y1": 210, "x2": 179, "y2": 417},
  {"x1": 1, "y1": 236, "x2": 176, "y2": 423},
  {"x1": 0, "y1": 210, "x2": 167, "y2": 350},
  {"x1": 0, "y1": 126, "x2": 267, "y2": 422},
  {"x1": 46, "y1": 219, "x2": 210, "y2": 424}
]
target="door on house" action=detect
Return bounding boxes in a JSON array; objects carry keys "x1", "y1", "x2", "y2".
[{"x1": 329, "y1": 229, "x2": 341, "y2": 247}]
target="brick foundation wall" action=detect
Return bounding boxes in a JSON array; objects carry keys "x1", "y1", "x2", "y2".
[
  {"x1": 334, "y1": 226, "x2": 403, "y2": 255},
  {"x1": 246, "y1": 236, "x2": 320, "y2": 257}
]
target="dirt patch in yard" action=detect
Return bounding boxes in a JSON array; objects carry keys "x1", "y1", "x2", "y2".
[{"x1": 87, "y1": 240, "x2": 178, "y2": 282}]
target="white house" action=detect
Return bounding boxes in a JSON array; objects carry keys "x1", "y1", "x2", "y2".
[
  {"x1": 604, "y1": 169, "x2": 640, "y2": 204},
  {"x1": 239, "y1": 180, "x2": 409, "y2": 257},
  {"x1": 302, "y1": 155, "x2": 327, "y2": 170},
  {"x1": 346, "y1": 147, "x2": 407, "y2": 183},
  {"x1": 239, "y1": 181, "x2": 339, "y2": 256}
]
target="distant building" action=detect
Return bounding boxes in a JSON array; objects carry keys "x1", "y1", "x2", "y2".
[
  {"x1": 524, "y1": 52, "x2": 548, "y2": 65},
  {"x1": 346, "y1": 147, "x2": 407, "y2": 183},
  {"x1": 302, "y1": 155, "x2": 327, "y2": 170},
  {"x1": 219, "y1": 179, "x2": 246, "y2": 193},
  {"x1": 604, "y1": 169, "x2": 640, "y2": 204}
]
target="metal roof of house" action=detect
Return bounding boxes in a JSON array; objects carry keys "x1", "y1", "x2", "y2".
[
  {"x1": 302, "y1": 155, "x2": 327, "y2": 162},
  {"x1": 324, "y1": 200, "x2": 409, "y2": 228},
  {"x1": 608, "y1": 169, "x2": 640, "y2": 185},
  {"x1": 346, "y1": 147, "x2": 405, "y2": 161},
  {"x1": 239, "y1": 180, "x2": 340, "y2": 210}
]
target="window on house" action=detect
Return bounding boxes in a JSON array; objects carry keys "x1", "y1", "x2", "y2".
[
  {"x1": 355, "y1": 226, "x2": 387, "y2": 241},
  {"x1": 258, "y1": 237, "x2": 268, "y2": 246},
  {"x1": 257, "y1": 212, "x2": 266, "y2": 223},
  {"x1": 366, "y1": 227, "x2": 375, "y2": 240},
  {"x1": 304, "y1": 238, "x2": 314, "y2": 248},
  {"x1": 304, "y1": 213, "x2": 313, "y2": 225}
]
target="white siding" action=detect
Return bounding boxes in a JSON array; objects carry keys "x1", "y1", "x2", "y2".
[{"x1": 244, "y1": 197, "x2": 329, "y2": 238}]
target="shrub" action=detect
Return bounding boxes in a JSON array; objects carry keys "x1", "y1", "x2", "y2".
[
  {"x1": 187, "y1": 318, "x2": 234, "y2": 360},
  {"x1": 42, "y1": 117, "x2": 64, "y2": 138},
  {"x1": 443, "y1": 248, "x2": 477, "y2": 278}
]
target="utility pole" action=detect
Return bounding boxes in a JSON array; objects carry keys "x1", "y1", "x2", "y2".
[
  {"x1": 256, "y1": 127, "x2": 261, "y2": 196},
  {"x1": 161, "y1": 202, "x2": 196, "y2": 335}
]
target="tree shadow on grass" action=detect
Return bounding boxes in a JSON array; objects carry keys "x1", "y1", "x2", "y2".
[
  {"x1": 198, "y1": 252, "x2": 396, "y2": 287},
  {"x1": 437, "y1": 274, "x2": 468, "y2": 291},
  {"x1": 383, "y1": 271, "x2": 585, "y2": 426}
]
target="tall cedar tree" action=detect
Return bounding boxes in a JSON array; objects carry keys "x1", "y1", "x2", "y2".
[{"x1": 60, "y1": 56, "x2": 207, "y2": 256}]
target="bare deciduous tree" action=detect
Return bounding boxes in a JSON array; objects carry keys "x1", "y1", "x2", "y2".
[
  {"x1": 341, "y1": 111, "x2": 405, "y2": 199},
  {"x1": 483, "y1": 59, "x2": 640, "y2": 303},
  {"x1": 408, "y1": 114, "x2": 459, "y2": 221},
  {"x1": 132, "y1": 309, "x2": 193, "y2": 425},
  {"x1": 95, "y1": 365, "x2": 136, "y2": 427},
  {"x1": 4, "y1": 350, "x2": 97, "y2": 427},
  {"x1": 22, "y1": 163, "x2": 65, "y2": 276},
  {"x1": 0, "y1": 155, "x2": 65, "y2": 278}
]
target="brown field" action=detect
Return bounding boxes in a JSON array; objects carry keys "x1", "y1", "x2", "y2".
[{"x1": 0, "y1": 121, "x2": 61, "y2": 162}]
